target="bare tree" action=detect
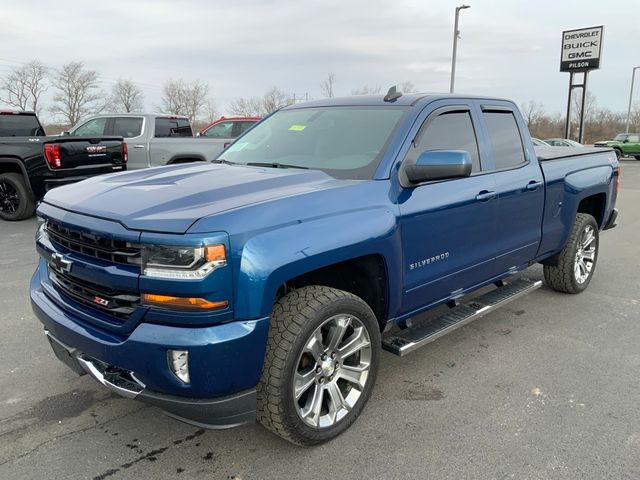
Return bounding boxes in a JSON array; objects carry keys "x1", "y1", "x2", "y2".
[
  {"x1": 109, "y1": 78, "x2": 144, "y2": 113},
  {"x1": 320, "y1": 72, "x2": 336, "y2": 98},
  {"x1": 401, "y1": 81, "x2": 417, "y2": 93},
  {"x1": 520, "y1": 100, "x2": 546, "y2": 127},
  {"x1": 229, "y1": 87, "x2": 292, "y2": 117},
  {"x1": 160, "y1": 79, "x2": 209, "y2": 123},
  {"x1": 228, "y1": 96, "x2": 263, "y2": 117},
  {"x1": 0, "y1": 60, "x2": 49, "y2": 114},
  {"x1": 204, "y1": 98, "x2": 218, "y2": 123},
  {"x1": 351, "y1": 85, "x2": 382, "y2": 95},
  {"x1": 51, "y1": 62, "x2": 102, "y2": 126},
  {"x1": 262, "y1": 86, "x2": 291, "y2": 114}
]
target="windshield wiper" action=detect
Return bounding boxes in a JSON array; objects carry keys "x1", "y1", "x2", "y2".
[
  {"x1": 246, "y1": 162, "x2": 309, "y2": 170},
  {"x1": 211, "y1": 159, "x2": 237, "y2": 165}
]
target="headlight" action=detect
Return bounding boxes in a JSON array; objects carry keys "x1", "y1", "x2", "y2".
[{"x1": 142, "y1": 244, "x2": 226, "y2": 279}]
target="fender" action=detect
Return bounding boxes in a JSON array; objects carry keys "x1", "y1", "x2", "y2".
[
  {"x1": 0, "y1": 157, "x2": 35, "y2": 196},
  {"x1": 538, "y1": 164, "x2": 612, "y2": 258},
  {"x1": 234, "y1": 208, "x2": 403, "y2": 320}
]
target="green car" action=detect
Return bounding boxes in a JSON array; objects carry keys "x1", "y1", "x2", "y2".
[{"x1": 594, "y1": 133, "x2": 640, "y2": 160}]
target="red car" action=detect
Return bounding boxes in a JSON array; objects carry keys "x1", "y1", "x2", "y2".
[{"x1": 198, "y1": 116, "x2": 261, "y2": 139}]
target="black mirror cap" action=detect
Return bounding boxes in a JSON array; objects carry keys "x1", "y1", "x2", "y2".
[{"x1": 401, "y1": 150, "x2": 472, "y2": 185}]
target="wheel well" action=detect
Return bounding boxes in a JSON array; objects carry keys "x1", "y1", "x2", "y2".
[
  {"x1": 0, "y1": 161, "x2": 24, "y2": 176},
  {"x1": 283, "y1": 255, "x2": 388, "y2": 330},
  {"x1": 577, "y1": 194, "x2": 606, "y2": 228}
]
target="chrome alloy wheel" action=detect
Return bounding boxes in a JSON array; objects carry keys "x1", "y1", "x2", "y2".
[
  {"x1": 574, "y1": 225, "x2": 597, "y2": 284},
  {"x1": 293, "y1": 314, "x2": 372, "y2": 429}
]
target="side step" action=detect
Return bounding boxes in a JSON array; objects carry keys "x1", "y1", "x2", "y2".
[{"x1": 382, "y1": 278, "x2": 542, "y2": 356}]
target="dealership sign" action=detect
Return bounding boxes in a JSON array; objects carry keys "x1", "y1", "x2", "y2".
[{"x1": 560, "y1": 26, "x2": 604, "y2": 72}]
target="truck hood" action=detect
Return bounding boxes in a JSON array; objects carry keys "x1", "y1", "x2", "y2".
[{"x1": 42, "y1": 162, "x2": 346, "y2": 233}]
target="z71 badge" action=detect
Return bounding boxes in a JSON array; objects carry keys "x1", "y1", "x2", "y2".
[{"x1": 409, "y1": 252, "x2": 450, "y2": 270}]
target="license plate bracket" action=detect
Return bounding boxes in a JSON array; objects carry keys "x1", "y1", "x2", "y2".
[{"x1": 46, "y1": 332, "x2": 86, "y2": 376}]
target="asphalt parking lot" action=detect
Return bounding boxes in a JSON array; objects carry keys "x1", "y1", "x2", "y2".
[{"x1": 0, "y1": 161, "x2": 639, "y2": 480}]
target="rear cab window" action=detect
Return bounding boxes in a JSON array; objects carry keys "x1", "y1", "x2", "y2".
[
  {"x1": 482, "y1": 109, "x2": 527, "y2": 170},
  {"x1": 0, "y1": 113, "x2": 45, "y2": 136},
  {"x1": 154, "y1": 117, "x2": 193, "y2": 137}
]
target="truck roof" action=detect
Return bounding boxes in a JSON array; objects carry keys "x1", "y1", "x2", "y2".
[{"x1": 284, "y1": 93, "x2": 513, "y2": 109}]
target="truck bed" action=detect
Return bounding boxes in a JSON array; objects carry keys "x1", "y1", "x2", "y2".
[{"x1": 535, "y1": 145, "x2": 613, "y2": 161}]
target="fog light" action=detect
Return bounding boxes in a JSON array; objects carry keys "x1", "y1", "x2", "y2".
[{"x1": 168, "y1": 349, "x2": 190, "y2": 384}]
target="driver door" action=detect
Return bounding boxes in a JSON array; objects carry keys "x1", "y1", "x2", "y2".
[{"x1": 398, "y1": 103, "x2": 498, "y2": 315}]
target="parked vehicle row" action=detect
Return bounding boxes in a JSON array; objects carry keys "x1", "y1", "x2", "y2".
[
  {"x1": 65, "y1": 114, "x2": 261, "y2": 170},
  {"x1": 0, "y1": 111, "x2": 127, "y2": 221},
  {"x1": 31, "y1": 92, "x2": 619, "y2": 445}
]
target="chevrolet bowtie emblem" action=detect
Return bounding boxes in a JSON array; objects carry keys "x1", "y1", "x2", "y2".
[{"x1": 50, "y1": 253, "x2": 73, "y2": 274}]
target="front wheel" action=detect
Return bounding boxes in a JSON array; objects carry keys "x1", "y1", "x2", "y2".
[
  {"x1": 543, "y1": 213, "x2": 599, "y2": 294},
  {"x1": 634, "y1": 155, "x2": 640, "y2": 161},
  {"x1": 257, "y1": 286, "x2": 380, "y2": 445}
]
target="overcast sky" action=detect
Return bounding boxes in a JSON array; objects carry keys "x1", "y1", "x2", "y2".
[{"x1": 1, "y1": 0, "x2": 637, "y2": 122}]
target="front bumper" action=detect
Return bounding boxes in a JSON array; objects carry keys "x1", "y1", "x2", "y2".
[
  {"x1": 31, "y1": 267, "x2": 270, "y2": 428},
  {"x1": 45, "y1": 331, "x2": 256, "y2": 428}
]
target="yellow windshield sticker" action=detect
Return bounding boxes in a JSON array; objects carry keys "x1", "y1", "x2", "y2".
[{"x1": 288, "y1": 125, "x2": 306, "y2": 131}]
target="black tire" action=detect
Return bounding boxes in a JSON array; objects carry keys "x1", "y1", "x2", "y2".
[
  {"x1": 0, "y1": 172, "x2": 35, "y2": 221},
  {"x1": 257, "y1": 285, "x2": 381, "y2": 446},
  {"x1": 613, "y1": 148, "x2": 622, "y2": 160},
  {"x1": 634, "y1": 156, "x2": 640, "y2": 161},
  {"x1": 543, "y1": 213, "x2": 599, "y2": 294}
]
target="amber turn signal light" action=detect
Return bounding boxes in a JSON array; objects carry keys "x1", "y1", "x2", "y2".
[
  {"x1": 205, "y1": 244, "x2": 226, "y2": 263},
  {"x1": 142, "y1": 293, "x2": 228, "y2": 310}
]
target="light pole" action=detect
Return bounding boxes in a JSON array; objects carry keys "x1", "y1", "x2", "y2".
[
  {"x1": 626, "y1": 66, "x2": 640, "y2": 133},
  {"x1": 450, "y1": 4, "x2": 470, "y2": 93}
]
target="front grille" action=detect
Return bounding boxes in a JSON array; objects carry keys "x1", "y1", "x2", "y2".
[
  {"x1": 49, "y1": 268, "x2": 140, "y2": 321},
  {"x1": 46, "y1": 221, "x2": 141, "y2": 265}
]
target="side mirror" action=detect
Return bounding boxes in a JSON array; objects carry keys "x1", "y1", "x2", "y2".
[
  {"x1": 404, "y1": 150, "x2": 472, "y2": 184},
  {"x1": 62, "y1": 131, "x2": 70, "y2": 136},
  {"x1": 623, "y1": 138, "x2": 629, "y2": 143}
]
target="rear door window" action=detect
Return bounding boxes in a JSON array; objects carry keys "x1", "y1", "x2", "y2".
[
  {"x1": 483, "y1": 111, "x2": 526, "y2": 170},
  {"x1": 112, "y1": 117, "x2": 143, "y2": 138},
  {"x1": 71, "y1": 118, "x2": 107, "y2": 136},
  {"x1": 154, "y1": 117, "x2": 192, "y2": 137},
  {"x1": 235, "y1": 120, "x2": 257, "y2": 136}
]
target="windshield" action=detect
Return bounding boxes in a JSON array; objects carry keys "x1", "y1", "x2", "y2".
[
  {"x1": 613, "y1": 134, "x2": 629, "y2": 141},
  {"x1": 219, "y1": 106, "x2": 406, "y2": 179}
]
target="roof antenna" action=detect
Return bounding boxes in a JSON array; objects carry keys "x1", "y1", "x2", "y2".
[{"x1": 384, "y1": 85, "x2": 402, "y2": 102}]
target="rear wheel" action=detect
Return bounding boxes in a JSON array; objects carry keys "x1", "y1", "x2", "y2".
[
  {"x1": 0, "y1": 173, "x2": 35, "y2": 221},
  {"x1": 543, "y1": 213, "x2": 599, "y2": 294},
  {"x1": 634, "y1": 155, "x2": 640, "y2": 161},
  {"x1": 257, "y1": 286, "x2": 380, "y2": 445}
]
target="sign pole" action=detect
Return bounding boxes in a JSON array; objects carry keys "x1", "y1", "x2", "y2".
[
  {"x1": 564, "y1": 72, "x2": 574, "y2": 139},
  {"x1": 578, "y1": 72, "x2": 589, "y2": 144}
]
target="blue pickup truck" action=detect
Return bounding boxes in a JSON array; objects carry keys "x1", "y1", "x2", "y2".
[{"x1": 30, "y1": 92, "x2": 619, "y2": 445}]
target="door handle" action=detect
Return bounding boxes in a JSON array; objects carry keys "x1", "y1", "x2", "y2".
[
  {"x1": 526, "y1": 180, "x2": 543, "y2": 191},
  {"x1": 132, "y1": 144, "x2": 145, "y2": 149},
  {"x1": 475, "y1": 190, "x2": 496, "y2": 202}
]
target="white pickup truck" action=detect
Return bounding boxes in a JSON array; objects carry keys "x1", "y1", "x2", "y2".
[{"x1": 65, "y1": 113, "x2": 228, "y2": 169}]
